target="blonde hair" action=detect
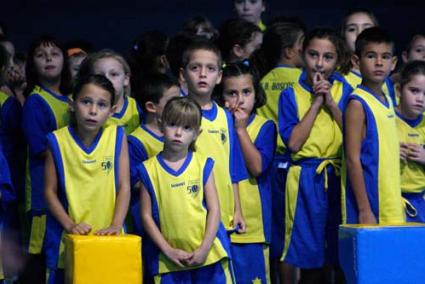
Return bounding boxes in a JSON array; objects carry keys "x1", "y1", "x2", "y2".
[{"x1": 161, "y1": 97, "x2": 202, "y2": 151}]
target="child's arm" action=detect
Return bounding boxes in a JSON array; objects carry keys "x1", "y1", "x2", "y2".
[
  {"x1": 96, "y1": 136, "x2": 131, "y2": 235},
  {"x1": 345, "y1": 100, "x2": 377, "y2": 224},
  {"x1": 140, "y1": 183, "x2": 193, "y2": 267},
  {"x1": 232, "y1": 183, "x2": 246, "y2": 233},
  {"x1": 44, "y1": 149, "x2": 92, "y2": 234},
  {"x1": 187, "y1": 171, "x2": 220, "y2": 266}
]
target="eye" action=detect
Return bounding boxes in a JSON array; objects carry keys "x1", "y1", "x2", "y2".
[
  {"x1": 98, "y1": 101, "x2": 108, "y2": 108},
  {"x1": 324, "y1": 54, "x2": 335, "y2": 61},
  {"x1": 80, "y1": 98, "x2": 91, "y2": 105},
  {"x1": 366, "y1": 53, "x2": 376, "y2": 59},
  {"x1": 208, "y1": 66, "x2": 217, "y2": 72},
  {"x1": 346, "y1": 27, "x2": 356, "y2": 33},
  {"x1": 184, "y1": 125, "x2": 192, "y2": 130},
  {"x1": 409, "y1": 87, "x2": 420, "y2": 94},
  {"x1": 189, "y1": 65, "x2": 199, "y2": 71},
  {"x1": 307, "y1": 51, "x2": 318, "y2": 58},
  {"x1": 382, "y1": 54, "x2": 392, "y2": 60},
  {"x1": 243, "y1": 88, "x2": 253, "y2": 96}
]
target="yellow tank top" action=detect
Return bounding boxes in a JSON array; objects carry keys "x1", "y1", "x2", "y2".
[
  {"x1": 129, "y1": 125, "x2": 163, "y2": 158},
  {"x1": 105, "y1": 96, "x2": 141, "y2": 134}
]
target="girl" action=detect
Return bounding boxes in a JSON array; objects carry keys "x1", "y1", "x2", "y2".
[
  {"x1": 221, "y1": 62, "x2": 275, "y2": 283},
  {"x1": 217, "y1": 18, "x2": 263, "y2": 65},
  {"x1": 138, "y1": 97, "x2": 233, "y2": 283},
  {"x1": 78, "y1": 49, "x2": 143, "y2": 134},
  {"x1": 21, "y1": 36, "x2": 72, "y2": 283},
  {"x1": 44, "y1": 74, "x2": 130, "y2": 283},
  {"x1": 396, "y1": 60, "x2": 425, "y2": 222},
  {"x1": 233, "y1": 0, "x2": 267, "y2": 31},
  {"x1": 278, "y1": 28, "x2": 352, "y2": 283}
]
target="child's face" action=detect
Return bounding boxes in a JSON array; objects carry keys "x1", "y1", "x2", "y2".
[
  {"x1": 357, "y1": 42, "x2": 396, "y2": 85},
  {"x1": 163, "y1": 122, "x2": 198, "y2": 153},
  {"x1": 93, "y1": 57, "x2": 129, "y2": 98},
  {"x1": 344, "y1": 12, "x2": 375, "y2": 53},
  {"x1": 72, "y1": 83, "x2": 114, "y2": 134},
  {"x1": 33, "y1": 43, "x2": 64, "y2": 82},
  {"x1": 155, "y1": 85, "x2": 181, "y2": 117},
  {"x1": 69, "y1": 55, "x2": 86, "y2": 82},
  {"x1": 180, "y1": 49, "x2": 222, "y2": 98},
  {"x1": 303, "y1": 38, "x2": 338, "y2": 83},
  {"x1": 405, "y1": 36, "x2": 425, "y2": 62},
  {"x1": 234, "y1": 0, "x2": 265, "y2": 25},
  {"x1": 223, "y1": 74, "x2": 256, "y2": 115},
  {"x1": 238, "y1": 31, "x2": 263, "y2": 61},
  {"x1": 400, "y1": 74, "x2": 425, "y2": 118}
]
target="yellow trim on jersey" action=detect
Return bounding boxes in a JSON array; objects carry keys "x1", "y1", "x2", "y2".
[
  {"x1": 105, "y1": 96, "x2": 141, "y2": 134},
  {"x1": 28, "y1": 215, "x2": 46, "y2": 254},
  {"x1": 129, "y1": 126, "x2": 163, "y2": 158},
  {"x1": 258, "y1": 20, "x2": 266, "y2": 32},
  {"x1": 0, "y1": 91, "x2": 8, "y2": 107},
  {"x1": 33, "y1": 85, "x2": 70, "y2": 128}
]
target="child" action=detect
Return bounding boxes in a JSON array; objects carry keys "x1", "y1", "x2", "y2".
[
  {"x1": 218, "y1": 19, "x2": 263, "y2": 65},
  {"x1": 278, "y1": 28, "x2": 352, "y2": 282},
  {"x1": 179, "y1": 39, "x2": 247, "y2": 233},
  {"x1": 234, "y1": 0, "x2": 267, "y2": 31},
  {"x1": 44, "y1": 74, "x2": 130, "y2": 283},
  {"x1": 21, "y1": 36, "x2": 72, "y2": 283},
  {"x1": 77, "y1": 49, "x2": 143, "y2": 134},
  {"x1": 138, "y1": 96, "x2": 233, "y2": 283},
  {"x1": 127, "y1": 73, "x2": 180, "y2": 234},
  {"x1": 396, "y1": 60, "x2": 425, "y2": 222},
  {"x1": 67, "y1": 48, "x2": 87, "y2": 87},
  {"x1": 221, "y1": 62, "x2": 276, "y2": 283},
  {"x1": 402, "y1": 33, "x2": 425, "y2": 63},
  {"x1": 182, "y1": 16, "x2": 218, "y2": 41},
  {"x1": 343, "y1": 27, "x2": 404, "y2": 225}
]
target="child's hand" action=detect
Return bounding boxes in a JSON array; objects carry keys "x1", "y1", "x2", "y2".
[
  {"x1": 232, "y1": 211, "x2": 246, "y2": 233},
  {"x1": 313, "y1": 72, "x2": 333, "y2": 107},
  {"x1": 95, "y1": 225, "x2": 121, "y2": 236},
  {"x1": 164, "y1": 247, "x2": 193, "y2": 268},
  {"x1": 233, "y1": 107, "x2": 249, "y2": 129},
  {"x1": 186, "y1": 247, "x2": 209, "y2": 266},
  {"x1": 68, "y1": 222, "x2": 92, "y2": 235},
  {"x1": 400, "y1": 143, "x2": 409, "y2": 162},
  {"x1": 407, "y1": 143, "x2": 425, "y2": 164},
  {"x1": 358, "y1": 210, "x2": 377, "y2": 225}
]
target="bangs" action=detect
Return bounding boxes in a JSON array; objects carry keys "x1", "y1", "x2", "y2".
[{"x1": 162, "y1": 98, "x2": 202, "y2": 129}]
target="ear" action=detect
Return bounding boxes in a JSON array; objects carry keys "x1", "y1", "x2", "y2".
[
  {"x1": 391, "y1": 56, "x2": 398, "y2": 72},
  {"x1": 216, "y1": 69, "x2": 222, "y2": 85},
  {"x1": 179, "y1": 67, "x2": 186, "y2": 84},
  {"x1": 262, "y1": 2, "x2": 266, "y2": 12},
  {"x1": 145, "y1": 101, "x2": 157, "y2": 114},
  {"x1": 159, "y1": 54, "x2": 169, "y2": 70},
  {"x1": 283, "y1": 47, "x2": 293, "y2": 60},
  {"x1": 232, "y1": 44, "x2": 245, "y2": 60},
  {"x1": 124, "y1": 73, "x2": 130, "y2": 88},
  {"x1": 110, "y1": 104, "x2": 118, "y2": 116},
  {"x1": 68, "y1": 99, "x2": 75, "y2": 112},
  {"x1": 401, "y1": 51, "x2": 408, "y2": 64},
  {"x1": 351, "y1": 54, "x2": 360, "y2": 70}
]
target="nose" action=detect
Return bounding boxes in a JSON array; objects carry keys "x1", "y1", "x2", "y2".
[
  {"x1": 376, "y1": 56, "x2": 383, "y2": 66},
  {"x1": 243, "y1": 1, "x2": 248, "y2": 10},
  {"x1": 237, "y1": 93, "x2": 244, "y2": 106},
  {"x1": 89, "y1": 104, "x2": 97, "y2": 115},
  {"x1": 316, "y1": 56, "x2": 324, "y2": 69},
  {"x1": 200, "y1": 67, "x2": 207, "y2": 77},
  {"x1": 174, "y1": 126, "x2": 183, "y2": 136}
]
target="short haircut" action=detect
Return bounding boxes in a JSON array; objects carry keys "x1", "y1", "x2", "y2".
[
  {"x1": 73, "y1": 74, "x2": 116, "y2": 105},
  {"x1": 355, "y1": 27, "x2": 394, "y2": 56},
  {"x1": 405, "y1": 32, "x2": 425, "y2": 52},
  {"x1": 135, "y1": 73, "x2": 179, "y2": 112},
  {"x1": 181, "y1": 39, "x2": 222, "y2": 69},
  {"x1": 400, "y1": 60, "x2": 425, "y2": 88}
]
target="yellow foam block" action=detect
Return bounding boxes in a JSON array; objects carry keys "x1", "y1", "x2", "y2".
[{"x1": 64, "y1": 234, "x2": 142, "y2": 284}]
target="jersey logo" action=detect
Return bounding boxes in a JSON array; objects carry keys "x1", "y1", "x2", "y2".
[
  {"x1": 252, "y1": 277, "x2": 262, "y2": 283},
  {"x1": 187, "y1": 179, "x2": 200, "y2": 196},
  {"x1": 220, "y1": 128, "x2": 227, "y2": 144},
  {"x1": 101, "y1": 156, "x2": 113, "y2": 174}
]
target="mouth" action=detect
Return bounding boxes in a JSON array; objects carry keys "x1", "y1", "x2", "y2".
[
  {"x1": 373, "y1": 71, "x2": 385, "y2": 76},
  {"x1": 198, "y1": 81, "x2": 208, "y2": 88},
  {"x1": 85, "y1": 119, "x2": 98, "y2": 125},
  {"x1": 45, "y1": 65, "x2": 56, "y2": 71}
]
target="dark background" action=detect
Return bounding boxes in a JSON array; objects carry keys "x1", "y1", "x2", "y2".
[{"x1": 3, "y1": 0, "x2": 424, "y2": 57}]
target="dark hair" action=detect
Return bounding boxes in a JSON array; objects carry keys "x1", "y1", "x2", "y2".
[
  {"x1": 217, "y1": 18, "x2": 261, "y2": 62},
  {"x1": 400, "y1": 60, "x2": 425, "y2": 88},
  {"x1": 166, "y1": 32, "x2": 200, "y2": 78},
  {"x1": 218, "y1": 61, "x2": 266, "y2": 111},
  {"x1": 355, "y1": 27, "x2": 394, "y2": 57},
  {"x1": 73, "y1": 74, "x2": 115, "y2": 104},
  {"x1": 340, "y1": 8, "x2": 379, "y2": 36},
  {"x1": 134, "y1": 73, "x2": 179, "y2": 112},
  {"x1": 260, "y1": 20, "x2": 306, "y2": 73},
  {"x1": 24, "y1": 35, "x2": 72, "y2": 97},
  {"x1": 161, "y1": 96, "x2": 202, "y2": 151},
  {"x1": 303, "y1": 28, "x2": 346, "y2": 66},
  {"x1": 181, "y1": 38, "x2": 222, "y2": 69},
  {"x1": 182, "y1": 16, "x2": 218, "y2": 40},
  {"x1": 0, "y1": 44, "x2": 8, "y2": 72},
  {"x1": 405, "y1": 32, "x2": 425, "y2": 53}
]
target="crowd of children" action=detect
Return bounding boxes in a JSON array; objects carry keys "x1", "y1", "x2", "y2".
[{"x1": 1, "y1": 2, "x2": 425, "y2": 284}]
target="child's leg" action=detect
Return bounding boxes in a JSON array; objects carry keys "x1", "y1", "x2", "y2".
[{"x1": 231, "y1": 243, "x2": 270, "y2": 283}]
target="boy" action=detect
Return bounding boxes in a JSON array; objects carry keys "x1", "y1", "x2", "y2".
[
  {"x1": 179, "y1": 39, "x2": 247, "y2": 233},
  {"x1": 343, "y1": 27, "x2": 404, "y2": 224}
]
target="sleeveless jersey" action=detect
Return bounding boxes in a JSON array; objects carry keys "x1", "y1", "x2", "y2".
[
  {"x1": 45, "y1": 125, "x2": 123, "y2": 268},
  {"x1": 259, "y1": 65, "x2": 302, "y2": 154},
  {"x1": 138, "y1": 152, "x2": 230, "y2": 275},
  {"x1": 105, "y1": 96, "x2": 142, "y2": 134},
  {"x1": 396, "y1": 113, "x2": 425, "y2": 194},
  {"x1": 342, "y1": 85, "x2": 404, "y2": 224}
]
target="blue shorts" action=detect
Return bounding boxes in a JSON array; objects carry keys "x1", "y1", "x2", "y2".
[
  {"x1": 281, "y1": 159, "x2": 341, "y2": 268},
  {"x1": 403, "y1": 191, "x2": 425, "y2": 223},
  {"x1": 270, "y1": 155, "x2": 289, "y2": 260},
  {"x1": 47, "y1": 268, "x2": 64, "y2": 284},
  {"x1": 154, "y1": 259, "x2": 234, "y2": 284},
  {"x1": 231, "y1": 243, "x2": 270, "y2": 283}
]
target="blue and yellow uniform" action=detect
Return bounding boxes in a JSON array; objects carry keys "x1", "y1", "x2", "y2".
[
  {"x1": 230, "y1": 114, "x2": 276, "y2": 284},
  {"x1": 343, "y1": 70, "x2": 397, "y2": 105},
  {"x1": 44, "y1": 125, "x2": 124, "y2": 280},
  {"x1": 137, "y1": 151, "x2": 233, "y2": 283},
  {"x1": 342, "y1": 85, "x2": 405, "y2": 224},
  {"x1": 396, "y1": 112, "x2": 425, "y2": 222},
  {"x1": 195, "y1": 102, "x2": 247, "y2": 231},
  {"x1": 258, "y1": 20, "x2": 266, "y2": 32},
  {"x1": 128, "y1": 124, "x2": 164, "y2": 235},
  {"x1": 22, "y1": 85, "x2": 70, "y2": 255},
  {"x1": 259, "y1": 64, "x2": 302, "y2": 258},
  {"x1": 279, "y1": 71, "x2": 352, "y2": 268},
  {"x1": 105, "y1": 96, "x2": 143, "y2": 134}
]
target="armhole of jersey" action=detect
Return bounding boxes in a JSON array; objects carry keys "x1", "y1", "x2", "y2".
[{"x1": 203, "y1": 157, "x2": 214, "y2": 186}]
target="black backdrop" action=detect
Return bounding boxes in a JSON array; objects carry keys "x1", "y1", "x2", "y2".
[{"x1": 3, "y1": 0, "x2": 424, "y2": 58}]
